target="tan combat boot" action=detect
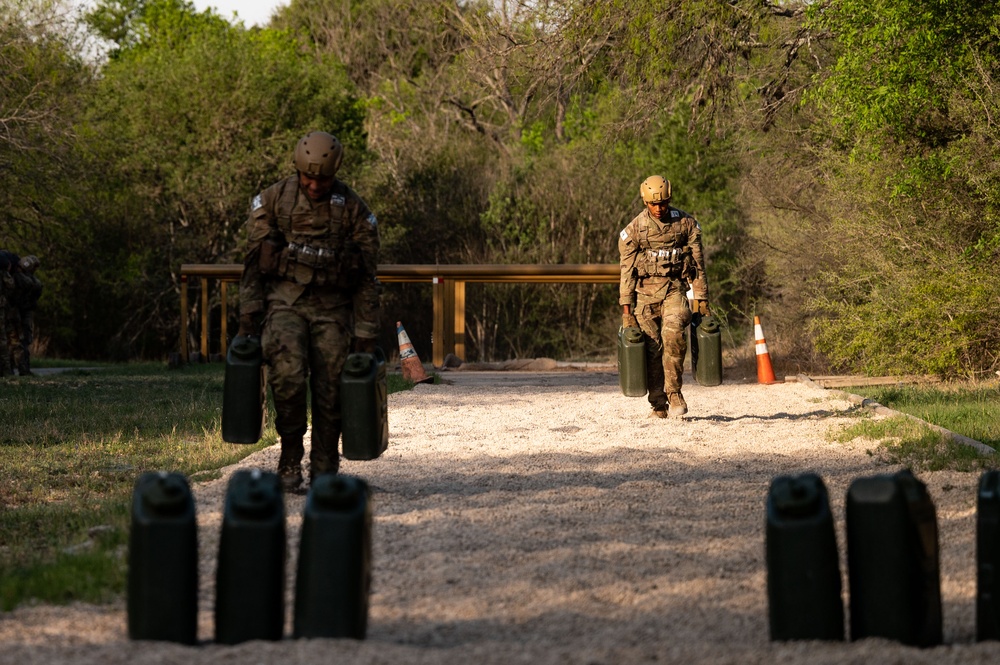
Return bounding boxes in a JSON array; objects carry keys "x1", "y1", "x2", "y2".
[
  {"x1": 667, "y1": 392, "x2": 688, "y2": 419},
  {"x1": 648, "y1": 406, "x2": 668, "y2": 419}
]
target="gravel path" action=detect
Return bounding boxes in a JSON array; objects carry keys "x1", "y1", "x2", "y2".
[{"x1": 2, "y1": 370, "x2": 999, "y2": 664}]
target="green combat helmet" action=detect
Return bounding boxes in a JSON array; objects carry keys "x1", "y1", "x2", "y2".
[{"x1": 294, "y1": 131, "x2": 343, "y2": 178}]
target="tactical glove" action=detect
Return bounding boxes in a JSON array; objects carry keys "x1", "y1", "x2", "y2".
[
  {"x1": 623, "y1": 311, "x2": 639, "y2": 330},
  {"x1": 352, "y1": 336, "x2": 377, "y2": 354},
  {"x1": 695, "y1": 300, "x2": 711, "y2": 317}
]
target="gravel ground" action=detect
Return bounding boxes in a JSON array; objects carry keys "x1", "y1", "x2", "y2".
[{"x1": 2, "y1": 369, "x2": 1000, "y2": 664}]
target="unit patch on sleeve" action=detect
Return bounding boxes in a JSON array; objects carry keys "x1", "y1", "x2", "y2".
[
  {"x1": 251, "y1": 194, "x2": 263, "y2": 211},
  {"x1": 330, "y1": 194, "x2": 346, "y2": 207},
  {"x1": 620, "y1": 229, "x2": 629, "y2": 241},
  {"x1": 367, "y1": 213, "x2": 378, "y2": 227}
]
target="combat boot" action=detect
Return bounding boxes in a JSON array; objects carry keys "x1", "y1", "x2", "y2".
[
  {"x1": 648, "y1": 406, "x2": 668, "y2": 419},
  {"x1": 667, "y1": 392, "x2": 688, "y2": 419},
  {"x1": 277, "y1": 435, "x2": 305, "y2": 493}
]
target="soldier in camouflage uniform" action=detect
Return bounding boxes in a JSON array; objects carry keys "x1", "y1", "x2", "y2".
[
  {"x1": 0, "y1": 251, "x2": 14, "y2": 377},
  {"x1": 238, "y1": 131, "x2": 381, "y2": 491},
  {"x1": 619, "y1": 175, "x2": 710, "y2": 419},
  {"x1": 8, "y1": 256, "x2": 43, "y2": 376}
]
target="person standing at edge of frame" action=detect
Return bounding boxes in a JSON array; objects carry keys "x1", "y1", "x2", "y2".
[
  {"x1": 237, "y1": 131, "x2": 382, "y2": 492},
  {"x1": 618, "y1": 175, "x2": 710, "y2": 419}
]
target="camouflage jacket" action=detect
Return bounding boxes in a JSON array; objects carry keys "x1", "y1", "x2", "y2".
[
  {"x1": 618, "y1": 206, "x2": 708, "y2": 306},
  {"x1": 239, "y1": 175, "x2": 381, "y2": 338}
]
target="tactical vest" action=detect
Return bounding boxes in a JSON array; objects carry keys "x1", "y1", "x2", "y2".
[
  {"x1": 269, "y1": 177, "x2": 353, "y2": 288},
  {"x1": 10, "y1": 273, "x2": 42, "y2": 310},
  {"x1": 634, "y1": 211, "x2": 691, "y2": 279}
]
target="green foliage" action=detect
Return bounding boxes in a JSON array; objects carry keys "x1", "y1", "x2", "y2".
[{"x1": 835, "y1": 415, "x2": 992, "y2": 472}]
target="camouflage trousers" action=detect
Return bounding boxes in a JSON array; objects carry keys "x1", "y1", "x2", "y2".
[
  {"x1": 0, "y1": 302, "x2": 8, "y2": 376},
  {"x1": 5, "y1": 307, "x2": 27, "y2": 375},
  {"x1": 262, "y1": 295, "x2": 352, "y2": 475},
  {"x1": 635, "y1": 283, "x2": 692, "y2": 409}
]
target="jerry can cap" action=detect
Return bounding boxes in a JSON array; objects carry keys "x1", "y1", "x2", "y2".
[
  {"x1": 343, "y1": 353, "x2": 374, "y2": 376},
  {"x1": 229, "y1": 469, "x2": 282, "y2": 518},
  {"x1": 699, "y1": 316, "x2": 720, "y2": 333},
  {"x1": 141, "y1": 472, "x2": 191, "y2": 516},
  {"x1": 310, "y1": 474, "x2": 368, "y2": 510},
  {"x1": 771, "y1": 474, "x2": 823, "y2": 518},
  {"x1": 230, "y1": 335, "x2": 262, "y2": 360}
]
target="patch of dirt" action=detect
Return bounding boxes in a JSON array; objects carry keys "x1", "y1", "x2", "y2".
[{"x1": 2, "y1": 371, "x2": 999, "y2": 664}]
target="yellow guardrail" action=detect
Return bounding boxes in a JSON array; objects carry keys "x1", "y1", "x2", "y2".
[{"x1": 179, "y1": 263, "x2": 619, "y2": 366}]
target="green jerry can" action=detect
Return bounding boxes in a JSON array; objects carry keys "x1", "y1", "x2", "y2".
[
  {"x1": 222, "y1": 334, "x2": 265, "y2": 444},
  {"x1": 340, "y1": 348, "x2": 389, "y2": 461},
  {"x1": 215, "y1": 469, "x2": 286, "y2": 645},
  {"x1": 846, "y1": 469, "x2": 942, "y2": 647},
  {"x1": 693, "y1": 315, "x2": 723, "y2": 387},
  {"x1": 127, "y1": 471, "x2": 198, "y2": 644},
  {"x1": 294, "y1": 474, "x2": 372, "y2": 640},
  {"x1": 618, "y1": 326, "x2": 647, "y2": 397},
  {"x1": 977, "y1": 470, "x2": 1000, "y2": 641},
  {"x1": 766, "y1": 473, "x2": 844, "y2": 641}
]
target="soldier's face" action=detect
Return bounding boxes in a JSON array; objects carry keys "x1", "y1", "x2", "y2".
[
  {"x1": 299, "y1": 172, "x2": 336, "y2": 201},
  {"x1": 646, "y1": 200, "x2": 670, "y2": 219}
]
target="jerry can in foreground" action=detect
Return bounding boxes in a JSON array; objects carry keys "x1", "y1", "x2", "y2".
[
  {"x1": 294, "y1": 474, "x2": 372, "y2": 639},
  {"x1": 693, "y1": 315, "x2": 723, "y2": 387},
  {"x1": 978, "y1": 470, "x2": 1000, "y2": 641},
  {"x1": 846, "y1": 469, "x2": 942, "y2": 647},
  {"x1": 618, "y1": 326, "x2": 647, "y2": 397},
  {"x1": 340, "y1": 347, "x2": 389, "y2": 460},
  {"x1": 766, "y1": 473, "x2": 844, "y2": 641},
  {"x1": 222, "y1": 334, "x2": 265, "y2": 444},
  {"x1": 215, "y1": 469, "x2": 286, "y2": 645},
  {"x1": 127, "y1": 471, "x2": 198, "y2": 644}
]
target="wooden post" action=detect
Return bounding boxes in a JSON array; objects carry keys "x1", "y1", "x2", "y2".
[
  {"x1": 432, "y1": 276, "x2": 444, "y2": 368},
  {"x1": 180, "y1": 275, "x2": 189, "y2": 363},
  {"x1": 454, "y1": 280, "x2": 465, "y2": 361},
  {"x1": 200, "y1": 278, "x2": 209, "y2": 359},
  {"x1": 220, "y1": 280, "x2": 229, "y2": 358}
]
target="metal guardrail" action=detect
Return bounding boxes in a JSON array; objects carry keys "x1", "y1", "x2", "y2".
[{"x1": 179, "y1": 263, "x2": 619, "y2": 366}]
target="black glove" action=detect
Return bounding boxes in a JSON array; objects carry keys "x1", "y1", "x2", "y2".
[
  {"x1": 238, "y1": 312, "x2": 262, "y2": 337},
  {"x1": 352, "y1": 336, "x2": 377, "y2": 354}
]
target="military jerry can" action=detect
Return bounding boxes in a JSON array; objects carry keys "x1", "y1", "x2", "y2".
[
  {"x1": 294, "y1": 474, "x2": 372, "y2": 639},
  {"x1": 977, "y1": 470, "x2": 1000, "y2": 641},
  {"x1": 846, "y1": 469, "x2": 942, "y2": 647},
  {"x1": 127, "y1": 471, "x2": 198, "y2": 644},
  {"x1": 766, "y1": 473, "x2": 844, "y2": 641},
  {"x1": 618, "y1": 326, "x2": 647, "y2": 397},
  {"x1": 693, "y1": 316, "x2": 723, "y2": 387},
  {"x1": 215, "y1": 469, "x2": 286, "y2": 645},
  {"x1": 340, "y1": 347, "x2": 389, "y2": 461},
  {"x1": 222, "y1": 334, "x2": 265, "y2": 444}
]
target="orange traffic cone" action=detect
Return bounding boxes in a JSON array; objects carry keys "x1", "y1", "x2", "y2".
[
  {"x1": 396, "y1": 321, "x2": 432, "y2": 384},
  {"x1": 754, "y1": 315, "x2": 781, "y2": 385}
]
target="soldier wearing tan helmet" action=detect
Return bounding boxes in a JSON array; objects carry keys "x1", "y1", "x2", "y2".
[
  {"x1": 238, "y1": 131, "x2": 381, "y2": 491},
  {"x1": 619, "y1": 175, "x2": 710, "y2": 418}
]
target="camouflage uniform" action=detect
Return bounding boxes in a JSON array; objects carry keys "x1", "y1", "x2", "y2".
[
  {"x1": 239, "y1": 174, "x2": 381, "y2": 481},
  {"x1": 8, "y1": 266, "x2": 42, "y2": 375},
  {"x1": 0, "y1": 252, "x2": 16, "y2": 377},
  {"x1": 619, "y1": 205, "x2": 708, "y2": 411}
]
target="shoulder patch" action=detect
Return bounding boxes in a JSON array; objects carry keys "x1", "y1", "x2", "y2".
[
  {"x1": 619, "y1": 229, "x2": 629, "y2": 241},
  {"x1": 366, "y1": 213, "x2": 377, "y2": 227},
  {"x1": 330, "y1": 194, "x2": 346, "y2": 207},
  {"x1": 671, "y1": 209, "x2": 680, "y2": 218},
  {"x1": 251, "y1": 194, "x2": 263, "y2": 211}
]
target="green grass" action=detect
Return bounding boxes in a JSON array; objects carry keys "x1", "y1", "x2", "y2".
[
  {"x1": 0, "y1": 362, "x2": 414, "y2": 611},
  {"x1": 836, "y1": 381, "x2": 1000, "y2": 472}
]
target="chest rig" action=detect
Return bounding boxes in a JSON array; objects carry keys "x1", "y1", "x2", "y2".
[
  {"x1": 635, "y1": 210, "x2": 690, "y2": 279},
  {"x1": 269, "y1": 177, "x2": 351, "y2": 288}
]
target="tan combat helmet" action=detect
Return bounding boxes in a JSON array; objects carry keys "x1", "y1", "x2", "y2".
[
  {"x1": 640, "y1": 175, "x2": 672, "y2": 204},
  {"x1": 294, "y1": 131, "x2": 343, "y2": 177},
  {"x1": 19, "y1": 255, "x2": 40, "y2": 273}
]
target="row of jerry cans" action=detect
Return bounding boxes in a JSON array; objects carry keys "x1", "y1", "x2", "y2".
[
  {"x1": 221, "y1": 335, "x2": 388, "y2": 461},
  {"x1": 127, "y1": 469, "x2": 371, "y2": 645},
  {"x1": 617, "y1": 314, "x2": 723, "y2": 397},
  {"x1": 768, "y1": 469, "x2": 1000, "y2": 645}
]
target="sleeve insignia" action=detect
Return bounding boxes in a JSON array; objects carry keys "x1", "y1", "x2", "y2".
[
  {"x1": 251, "y1": 194, "x2": 263, "y2": 211},
  {"x1": 620, "y1": 229, "x2": 629, "y2": 241},
  {"x1": 330, "y1": 194, "x2": 346, "y2": 207},
  {"x1": 367, "y1": 213, "x2": 378, "y2": 227},
  {"x1": 671, "y1": 209, "x2": 680, "y2": 218}
]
